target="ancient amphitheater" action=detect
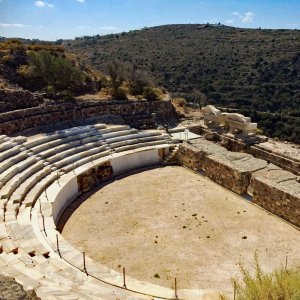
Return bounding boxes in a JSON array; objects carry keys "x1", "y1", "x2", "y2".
[{"x1": 0, "y1": 99, "x2": 300, "y2": 300}]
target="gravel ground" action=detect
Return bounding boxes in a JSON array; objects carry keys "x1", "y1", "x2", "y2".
[{"x1": 59, "y1": 165, "x2": 300, "y2": 294}]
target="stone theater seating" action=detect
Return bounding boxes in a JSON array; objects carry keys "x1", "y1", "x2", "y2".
[{"x1": 0, "y1": 123, "x2": 219, "y2": 300}]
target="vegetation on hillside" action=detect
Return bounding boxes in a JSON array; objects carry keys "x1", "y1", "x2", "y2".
[
  {"x1": 0, "y1": 39, "x2": 101, "y2": 97},
  {"x1": 220, "y1": 254, "x2": 300, "y2": 300},
  {"x1": 104, "y1": 61, "x2": 163, "y2": 100},
  {"x1": 64, "y1": 25, "x2": 300, "y2": 142}
]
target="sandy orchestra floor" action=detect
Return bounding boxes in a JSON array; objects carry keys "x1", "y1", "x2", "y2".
[{"x1": 58, "y1": 165, "x2": 300, "y2": 294}]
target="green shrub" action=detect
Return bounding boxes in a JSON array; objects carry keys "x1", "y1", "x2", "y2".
[
  {"x1": 27, "y1": 50, "x2": 85, "y2": 91},
  {"x1": 46, "y1": 85, "x2": 55, "y2": 94},
  {"x1": 111, "y1": 87, "x2": 128, "y2": 100},
  {"x1": 256, "y1": 128, "x2": 263, "y2": 135},
  {"x1": 61, "y1": 90, "x2": 75, "y2": 101},
  {"x1": 142, "y1": 86, "x2": 162, "y2": 101}
]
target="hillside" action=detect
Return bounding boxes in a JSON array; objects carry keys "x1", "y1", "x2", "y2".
[
  {"x1": 64, "y1": 24, "x2": 300, "y2": 142},
  {"x1": 0, "y1": 39, "x2": 102, "y2": 99}
]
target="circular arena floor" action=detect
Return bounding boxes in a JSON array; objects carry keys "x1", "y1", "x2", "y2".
[{"x1": 58, "y1": 165, "x2": 300, "y2": 294}]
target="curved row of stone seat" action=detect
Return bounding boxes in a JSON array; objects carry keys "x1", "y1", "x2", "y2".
[{"x1": 0, "y1": 125, "x2": 189, "y2": 300}]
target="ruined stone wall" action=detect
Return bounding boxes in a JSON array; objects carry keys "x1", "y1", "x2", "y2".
[
  {"x1": 189, "y1": 125, "x2": 250, "y2": 152},
  {"x1": 189, "y1": 124, "x2": 300, "y2": 176},
  {"x1": 0, "y1": 100, "x2": 174, "y2": 135},
  {"x1": 250, "y1": 145, "x2": 300, "y2": 176},
  {"x1": 202, "y1": 155, "x2": 250, "y2": 195},
  {"x1": 178, "y1": 140, "x2": 300, "y2": 228},
  {"x1": 0, "y1": 88, "x2": 39, "y2": 112}
]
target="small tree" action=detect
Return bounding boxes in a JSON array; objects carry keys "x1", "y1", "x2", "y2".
[
  {"x1": 106, "y1": 62, "x2": 127, "y2": 91},
  {"x1": 194, "y1": 90, "x2": 207, "y2": 111},
  {"x1": 127, "y1": 65, "x2": 152, "y2": 95}
]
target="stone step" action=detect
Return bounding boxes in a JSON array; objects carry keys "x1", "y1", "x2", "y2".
[
  {"x1": 0, "y1": 151, "x2": 27, "y2": 175},
  {"x1": 0, "y1": 162, "x2": 44, "y2": 200},
  {"x1": 61, "y1": 150, "x2": 110, "y2": 173},
  {"x1": 0, "y1": 157, "x2": 37, "y2": 189},
  {"x1": 22, "y1": 173, "x2": 58, "y2": 208},
  {"x1": 0, "y1": 141, "x2": 14, "y2": 153},
  {"x1": 9, "y1": 167, "x2": 52, "y2": 204}
]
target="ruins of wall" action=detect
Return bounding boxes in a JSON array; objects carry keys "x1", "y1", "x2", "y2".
[
  {"x1": 250, "y1": 144, "x2": 300, "y2": 176},
  {"x1": 0, "y1": 100, "x2": 174, "y2": 135},
  {"x1": 189, "y1": 124, "x2": 300, "y2": 176},
  {"x1": 178, "y1": 140, "x2": 300, "y2": 228},
  {"x1": 0, "y1": 88, "x2": 39, "y2": 112}
]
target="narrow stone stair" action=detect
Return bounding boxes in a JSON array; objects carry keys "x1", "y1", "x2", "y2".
[{"x1": 161, "y1": 144, "x2": 179, "y2": 165}]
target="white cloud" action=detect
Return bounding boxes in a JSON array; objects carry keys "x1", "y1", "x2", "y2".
[
  {"x1": 12, "y1": 24, "x2": 27, "y2": 27},
  {"x1": 77, "y1": 0, "x2": 84, "y2": 2},
  {"x1": 239, "y1": 15, "x2": 243, "y2": 19},
  {"x1": 35, "y1": 1, "x2": 45, "y2": 6},
  {"x1": 78, "y1": 25, "x2": 90, "y2": 29},
  {"x1": 0, "y1": 23, "x2": 30, "y2": 27},
  {"x1": 226, "y1": 19, "x2": 234, "y2": 24},
  {"x1": 99, "y1": 26, "x2": 117, "y2": 30},
  {"x1": 35, "y1": 1, "x2": 53, "y2": 7},
  {"x1": 242, "y1": 12, "x2": 254, "y2": 23},
  {"x1": 233, "y1": 12, "x2": 239, "y2": 15}
]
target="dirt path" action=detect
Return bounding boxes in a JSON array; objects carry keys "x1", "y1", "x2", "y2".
[{"x1": 59, "y1": 165, "x2": 300, "y2": 294}]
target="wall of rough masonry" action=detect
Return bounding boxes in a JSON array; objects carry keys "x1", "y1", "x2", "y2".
[
  {"x1": 178, "y1": 140, "x2": 267, "y2": 195},
  {"x1": 189, "y1": 124, "x2": 300, "y2": 177},
  {"x1": 189, "y1": 124, "x2": 251, "y2": 152},
  {"x1": 178, "y1": 140, "x2": 300, "y2": 228},
  {"x1": 250, "y1": 144, "x2": 300, "y2": 176},
  {"x1": 0, "y1": 88, "x2": 40, "y2": 112},
  {"x1": 0, "y1": 100, "x2": 174, "y2": 136}
]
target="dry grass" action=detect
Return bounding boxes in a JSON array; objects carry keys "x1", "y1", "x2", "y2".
[{"x1": 220, "y1": 253, "x2": 300, "y2": 300}]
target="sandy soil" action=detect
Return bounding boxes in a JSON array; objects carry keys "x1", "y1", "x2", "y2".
[{"x1": 59, "y1": 165, "x2": 300, "y2": 294}]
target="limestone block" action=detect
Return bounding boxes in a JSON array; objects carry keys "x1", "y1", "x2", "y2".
[
  {"x1": 0, "y1": 142, "x2": 13, "y2": 153},
  {"x1": 11, "y1": 136, "x2": 27, "y2": 144},
  {"x1": 0, "y1": 146, "x2": 21, "y2": 164},
  {"x1": 93, "y1": 123, "x2": 107, "y2": 130},
  {"x1": 2, "y1": 238, "x2": 18, "y2": 253}
]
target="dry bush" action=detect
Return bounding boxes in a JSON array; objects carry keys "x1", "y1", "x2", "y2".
[
  {"x1": 174, "y1": 97, "x2": 187, "y2": 107},
  {"x1": 2, "y1": 54, "x2": 13, "y2": 64},
  {"x1": 220, "y1": 253, "x2": 300, "y2": 300}
]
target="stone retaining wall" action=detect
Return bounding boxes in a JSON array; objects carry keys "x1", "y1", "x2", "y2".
[
  {"x1": 178, "y1": 140, "x2": 300, "y2": 228},
  {"x1": 0, "y1": 88, "x2": 39, "y2": 112},
  {"x1": 0, "y1": 100, "x2": 174, "y2": 135}
]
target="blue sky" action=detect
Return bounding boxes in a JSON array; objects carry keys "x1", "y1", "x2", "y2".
[{"x1": 0, "y1": 0, "x2": 300, "y2": 41}]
